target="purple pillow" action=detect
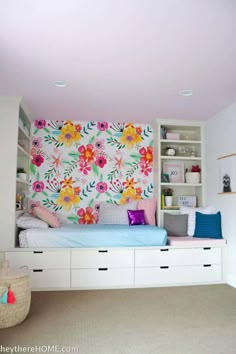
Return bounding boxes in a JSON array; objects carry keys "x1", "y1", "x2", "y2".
[{"x1": 127, "y1": 209, "x2": 146, "y2": 226}]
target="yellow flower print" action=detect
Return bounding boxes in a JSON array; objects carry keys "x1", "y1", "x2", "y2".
[
  {"x1": 57, "y1": 187, "x2": 80, "y2": 211},
  {"x1": 119, "y1": 188, "x2": 141, "y2": 205},
  {"x1": 58, "y1": 124, "x2": 81, "y2": 147},
  {"x1": 120, "y1": 126, "x2": 142, "y2": 149}
]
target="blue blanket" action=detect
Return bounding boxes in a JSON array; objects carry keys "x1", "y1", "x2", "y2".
[{"x1": 21, "y1": 224, "x2": 167, "y2": 248}]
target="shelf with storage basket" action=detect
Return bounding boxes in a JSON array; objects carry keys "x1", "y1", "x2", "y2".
[{"x1": 156, "y1": 120, "x2": 204, "y2": 226}]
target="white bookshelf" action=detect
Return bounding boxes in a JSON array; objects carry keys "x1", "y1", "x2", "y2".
[
  {"x1": 0, "y1": 97, "x2": 32, "y2": 248},
  {"x1": 156, "y1": 120, "x2": 205, "y2": 227}
]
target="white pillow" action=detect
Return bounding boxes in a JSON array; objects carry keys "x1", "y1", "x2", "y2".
[
  {"x1": 98, "y1": 201, "x2": 138, "y2": 224},
  {"x1": 179, "y1": 206, "x2": 214, "y2": 236},
  {"x1": 16, "y1": 213, "x2": 49, "y2": 229}
]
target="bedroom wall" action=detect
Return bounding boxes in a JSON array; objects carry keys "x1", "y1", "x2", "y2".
[
  {"x1": 205, "y1": 100, "x2": 236, "y2": 285},
  {"x1": 30, "y1": 120, "x2": 154, "y2": 224}
]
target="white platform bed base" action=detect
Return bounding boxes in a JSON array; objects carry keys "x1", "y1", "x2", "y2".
[{"x1": 4, "y1": 238, "x2": 226, "y2": 291}]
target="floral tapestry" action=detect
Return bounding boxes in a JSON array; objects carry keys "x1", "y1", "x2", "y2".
[{"x1": 30, "y1": 120, "x2": 153, "y2": 224}]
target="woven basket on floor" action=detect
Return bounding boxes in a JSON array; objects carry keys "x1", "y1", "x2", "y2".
[{"x1": 0, "y1": 261, "x2": 31, "y2": 328}]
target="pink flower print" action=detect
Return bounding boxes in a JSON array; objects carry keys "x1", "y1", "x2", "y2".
[
  {"x1": 140, "y1": 163, "x2": 152, "y2": 176},
  {"x1": 94, "y1": 139, "x2": 105, "y2": 150},
  {"x1": 96, "y1": 182, "x2": 108, "y2": 193},
  {"x1": 32, "y1": 181, "x2": 44, "y2": 192},
  {"x1": 94, "y1": 203, "x2": 100, "y2": 213},
  {"x1": 79, "y1": 161, "x2": 91, "y2": 175},
  {"x1": 95, "y1": 155, "x2": 107, "y2": 168},
  {"x1": 32, "y1": 137, "x2": 43, "y2": 149},
  {"x1": 34, "y1": 120, "x2": 46, "y2": 129},
  {"x1": 97, "y1": 122, "x2": 108, "y2": 131},
  {"x1": 32, "y1": 154, "x2": 44, "y2": 167},
  {"x1": 30, "y1": 148, "x2": 37, "y2": 157}
]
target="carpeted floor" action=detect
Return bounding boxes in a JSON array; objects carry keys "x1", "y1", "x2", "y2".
[{"x1": 1, "y1": 285, "x2": 236, "y2": 354}]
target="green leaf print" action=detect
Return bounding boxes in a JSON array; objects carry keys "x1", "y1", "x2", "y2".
[
  {"x1": 67, "y1": 216, "x2": 79, "y2": 224},
  {"x1": 92, "y1": 164, "x2": 99, "y2": 176},
  {"x1": 30, "y1": 163, "x2": 36, "y2": 175}
]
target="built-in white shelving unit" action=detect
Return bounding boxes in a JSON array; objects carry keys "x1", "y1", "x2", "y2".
[
  {"x1": 0, "y1": 97, "x2": 31, "y2": 248},
  {"x1": 156, "y1": 120, "x2": 205, "y2": 227}
]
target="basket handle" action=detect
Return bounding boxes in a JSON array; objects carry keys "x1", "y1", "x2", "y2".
[{"x1": 20, "y1": 266, "x2": 29, "y2": 271}]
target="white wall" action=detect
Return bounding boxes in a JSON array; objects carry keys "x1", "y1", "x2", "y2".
[{"x1": 205, "y1": 101, "x2": 236, "y2": 286}]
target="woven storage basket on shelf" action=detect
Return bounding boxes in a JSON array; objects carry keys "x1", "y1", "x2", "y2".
[{"x1": 0, "y1": 260, "x2": 31, "y2": 328}]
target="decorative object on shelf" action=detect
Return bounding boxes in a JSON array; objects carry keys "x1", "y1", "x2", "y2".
[
  {"x1": 178, "y1": 146, "x2": 190, "y2": 156},
  {"x1": 177, "y1": 195, "x2": 197, "y2": 208},
  {"x1": 163, "y1": 161, "x2": 185, "y2": 183},
  {"x1": 17, "y1": 168, "x2": 27, "y2": 181},
  {"x1": 19, "y1": 117, "x2": 30, "y2": 136},
  {"x1": 166, "y1": 132, "x2": 180, "y2": 140},
  {"x1": 163, "y1": 188, "x2": 173, "y2": 207},
  {"x1": 165, "y1": 147, "x2": 176, "y2": 156},
  {"x1": 185, "y1": 165, "x2": 201, "y2": 184},
  {"x1": 218, "y1": 153, "x2": 236, "y2": 194},
  {"x1": 160, "y1": 126, "x2": 167, "y2": 139},
  {"x1": 16, "y1": 194, "x2": 23, "y2": 210},
  {"x1": 161, "y1": 173, "x2": 170, "y2": 183}
]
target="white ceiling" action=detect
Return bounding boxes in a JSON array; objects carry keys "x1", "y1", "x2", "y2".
[{"x1": 1, "y1": 0, "x2": 236, "y2": 123}]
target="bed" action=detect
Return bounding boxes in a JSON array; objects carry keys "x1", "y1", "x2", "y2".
[{"x1": 18, "y1": 224, "x2": 168, "y2": 248}]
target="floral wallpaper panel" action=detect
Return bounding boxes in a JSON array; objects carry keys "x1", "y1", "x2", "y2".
[{"x1": 30, "y1": 120, "x2": 154, "y2": 224}]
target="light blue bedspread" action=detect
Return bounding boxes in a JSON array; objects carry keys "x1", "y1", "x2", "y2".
[{"x1": 21, "y1": 224, "x2": 167, "y2": 248}]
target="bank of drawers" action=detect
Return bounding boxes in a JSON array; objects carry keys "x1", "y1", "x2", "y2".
[
  {"x1": 5, "y1": 250, "x2": 70, "y2": 289},
  {"x1": 135, "y1": 247, "x2": 222, "y2": 286},
  {"x1": 71, "y1": 249, "x2": 134, "y2": 289},
  {"x1": 4, "y1": 246, "x2": 222, "y2": 290}
]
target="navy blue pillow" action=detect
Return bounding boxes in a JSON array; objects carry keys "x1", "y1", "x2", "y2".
[{"x1": 193, "y1": 212, "x2": 222, "y2": 239}]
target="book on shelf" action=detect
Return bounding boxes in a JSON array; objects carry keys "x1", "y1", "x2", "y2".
[{"x1": 162, "y1": 206, "x2": 180, "y2": 210}]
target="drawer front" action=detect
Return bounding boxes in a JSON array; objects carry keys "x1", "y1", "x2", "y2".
[
  {"x1": 30, "y1": 269, "x2": 70, "y2": 289},
  {"x1": 135, "y1": 248, "x2": 221, "y2": 267},
  {"x1": 135, "y1": 265, "x2": 221, "y2": 286},
  {"x1": 5, "y1": 251, "x2": 70, "y2": 269},
  {"x1": 71, "y1": 268, "x2": 134, "y2": 288},
  {"x1": 71, "y1": 249, "x2": 134, "y2": 268}
]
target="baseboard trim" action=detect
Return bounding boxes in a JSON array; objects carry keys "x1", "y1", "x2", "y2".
[{"x1": 226, "y1": 274, "x2": 236, "y2": 288}]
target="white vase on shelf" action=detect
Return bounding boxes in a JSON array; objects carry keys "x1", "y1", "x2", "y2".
[
  {"x1": 164, "y1": 196, "x2": 173, "y2": 207},
  {"x1": 17, "y1": 173, "x2": 27, "y2": 181}
]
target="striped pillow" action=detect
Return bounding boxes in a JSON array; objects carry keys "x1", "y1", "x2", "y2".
[{"x1": 193, "y1": 212, "x2": 222, "y2": 239}]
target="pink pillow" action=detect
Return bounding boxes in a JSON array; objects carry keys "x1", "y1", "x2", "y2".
[
  {"x1": 33, "y1": 206, "x2": 60, "y2": 228},
  {"x1": 137, "y1": 198, "x2": 156, "y2": 225}
]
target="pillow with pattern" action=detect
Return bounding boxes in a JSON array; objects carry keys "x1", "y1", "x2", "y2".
[{"x1": 98, "y1": 201, "x2": 138, "y2": 224}]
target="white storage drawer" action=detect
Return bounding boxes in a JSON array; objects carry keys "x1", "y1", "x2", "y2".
[
  {"x1": 135, "y1": 265, "x2": 221, "y2": 286},
  {"x1": 71, "y1": 249, "x2": 134, "y2": 268},
  {"x1": 30, "y1": 269, "x2": 70, "y2": 289},
  {"x1": 135, "y1": 248, "x2": 221, "y2": 267},
  {"x1": 71, "y1": 268, "x2": 134, "y2": 288},
  {"x1": 5, "y1": 251, "x2": 70, "y2": 269}
]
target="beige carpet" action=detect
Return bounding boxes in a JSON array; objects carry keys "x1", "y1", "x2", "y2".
[{"x1": 1, "y1": 285, "x2": 236, "y2": 354}]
